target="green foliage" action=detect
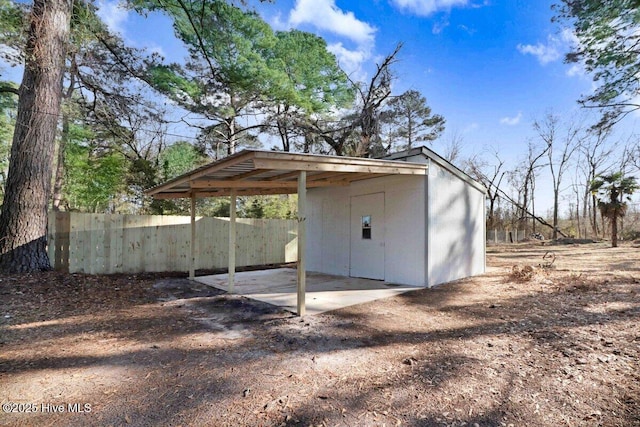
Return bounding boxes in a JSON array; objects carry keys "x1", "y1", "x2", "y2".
[
  {"x1": 0, "y1": 0, "x2": 26, "y2": 64},
  {"x1": 198, "y1": 198, "x2": 230, "y2": 217},
  {"x1": 271, "y1": 30, "x2": 353, "y2": 113},
  {"x1": 159, "y1": 141, "x2": 206, "y2": 180},
  {"x1": 556, "y1": 0, "x2": 640, "y2": 122},
  {"x1": 63, "y1": 124, "x2": 128, "y2": 212},
  {"x1": 137, "y1": 0, "x2": 353, "y2": 155},
  {"x1": 590, "y1": 171, "x2": 638, "y2": 246},
  {"x1": 590, "y1": 172, "x2": 638, "y2": 216},
  {"x1": 138, "y1": 0, "x2": 285, "y2": 153},
  {"x1": 267, "y1": 30, "x2": 353, "y2": 151},
  {"x1": 147, "y1": 65, "x2": 202, "y2": 105},
  {"x1": 0, "y1": 84, "x2": 17, "y2": 202},
  {"x1": 243, "y1": 197, "x2": 264, "y2": 218},
  {"x1": 239, "y1": 195, "x2": 297, "y2": 219},
  {"x1": 381, "y1": 90, "x2": 445, "y2": 150}
]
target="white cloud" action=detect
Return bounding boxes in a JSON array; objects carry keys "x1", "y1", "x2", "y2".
[
  {"x1": 269, "y1": 12, "x2": 289, "y2": 31},
  {"x1": 289, "y1": 0, "x2": 376, "y2": 45},
  {"x1": 390, "y1": 0, "x2": 470, "y2": 16},
  {"x1": 327, "y1": 42, "x2": 369, "y2": 78},
  {"x1": 432, "y1": 17, "x2": 450, "y2": 34},
  {"x1": 96, "y1": 0, "x2": 129, "y2": 36},
  {"x1": 566, "y1": 63, "x2": 586, "y2": 78},
  {"x1": 500, "y1": 112, "x2": 522, "y2": 126},
  {"x1": 517, "y1": 28, "x2": 578, "y2": 66},
  {"x1": 288, "y1": 0, "x2": 376, "y2": 76},
  {"x1": 457, "y1": 24, "x2": 476, "y2": 35},
  {"x1": 516, "y1": 42, "x2": 560, "y2": 65},
  {"x1": 559, "y1": 27, "x2": 579, "y2": 46},
  {"x1": 147, "y1": 44, "x2": 166, "y2": 59}
]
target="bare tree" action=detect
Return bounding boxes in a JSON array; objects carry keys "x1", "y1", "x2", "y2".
[
  {"x1": 353, "y1": 44, "x2": 401, "y2": 157},
  {"x1": 533, "y1": 113, "x2": 581, "y2": 239},
  {"x1": 576, "y1": 122, "x2": 616, "y2": 238},
  {"x1": 529, "y1": 141, "x2": 548, "y2": 234},
  {"x1": 440, "y1": 128, "x2": 464, "y2": 164},
  {"x1": 0, "y1": 0, "x2": 73, "y2": 272},
  {"x1": 298, "y1": 45, "x2": 402, "y2": 158},
  {"x1": 512, "y1": 139, "x2": 550, "y2": 235},
  {"x1": 465, "y1": 149, "x2": 505, "y2": 229}
]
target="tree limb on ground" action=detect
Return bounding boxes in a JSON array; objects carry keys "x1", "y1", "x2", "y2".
[{"x1": 481, "y1": 172, "x2": 568, "y2": 238}]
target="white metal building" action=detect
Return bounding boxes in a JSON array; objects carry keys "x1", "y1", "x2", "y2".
[
  {"x1": 306, "y1": 146, "x2": 486, "y2": 287},
  {"x1": 145, "y1": 147, "x2": 486, "y2": 315}
]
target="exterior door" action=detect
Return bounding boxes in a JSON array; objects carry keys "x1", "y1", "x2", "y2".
[{"x1": 350, "y1": 192, "x2": 385, "y2": 280}]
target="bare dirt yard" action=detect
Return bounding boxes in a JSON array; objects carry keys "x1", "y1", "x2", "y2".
[{"x1": 1, "y1": 242, "x2": 639, "y2": 427}]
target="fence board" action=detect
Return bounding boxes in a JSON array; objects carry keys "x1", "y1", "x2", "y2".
[{"x1": 47, "y1": 212, "x2": 297, "y2": 274}]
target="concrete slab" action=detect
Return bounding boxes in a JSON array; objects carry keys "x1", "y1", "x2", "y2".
[{"x1": 194, "y1": 268, "x2": 424, "y2": 315}]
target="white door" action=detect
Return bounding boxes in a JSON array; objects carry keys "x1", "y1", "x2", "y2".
[{"x1": 350, "y1": 192, "x2": 385, "y2": 280}]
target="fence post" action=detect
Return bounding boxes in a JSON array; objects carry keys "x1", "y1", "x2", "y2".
[
  {"x1": 54, "y1": 211, "x2": 296, "y2": 274},
  {"x1": 189, "y1": 196, "x2": 196, "y2": 280},
  {"x1": 48, "y1": 211, "x2": 70, "y2": 271}
]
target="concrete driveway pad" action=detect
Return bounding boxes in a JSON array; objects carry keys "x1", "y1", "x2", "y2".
[{"x1": 194, "y1": 268, "x2": 423, "y2": 315}]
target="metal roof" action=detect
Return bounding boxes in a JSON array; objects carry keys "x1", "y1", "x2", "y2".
[
  {"x1": 145, "y1": 149, "x2": 429, "y2": 199},
  {"x1": 381, "y1": 146, "x2": 487, "y2": 194}
]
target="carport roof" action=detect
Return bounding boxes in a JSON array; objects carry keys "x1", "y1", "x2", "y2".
[{"x1": 145, "y1": 149, "x2": 429, "y2": 199}]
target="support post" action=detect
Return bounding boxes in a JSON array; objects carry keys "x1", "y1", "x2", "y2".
[
  {"x1": 297, "y1": 171, "x2": 306, "y2": 317},
  {"x1": 189, "y1": 194, "x2": 196, "y2": 280},
  {"x1": 228, "y1": 190, "x2": 236, "y2": 293}
]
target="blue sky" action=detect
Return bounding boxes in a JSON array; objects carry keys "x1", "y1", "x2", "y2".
[
  {"x1": 91, "y1": 0, "x2": 637, "y2": 156},
  {"x1": 2, "y1": 0, "x2": 638, "y2": 214},
  {"x1": 253, "y1": 0, "x2": 614, "y2": 154}
]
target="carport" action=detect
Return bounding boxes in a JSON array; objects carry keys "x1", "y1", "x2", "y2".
[{"x1": 145, "y1": 149, "x2": 427, "y2": 316}]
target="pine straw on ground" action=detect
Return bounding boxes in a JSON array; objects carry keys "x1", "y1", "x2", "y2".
[{"x1": 1, "y1": 242, "x2": 639, "y2": 427}]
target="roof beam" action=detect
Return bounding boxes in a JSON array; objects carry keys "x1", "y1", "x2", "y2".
[
  {"x1": 263, "y1": 170, "x2": 301, "y2": 181},
  {"x1": 190, "y1": 180, "x2": 297, "y2": 189},
  {"x1": 307, "y1": 171, "x2": 353, "y2": 182},
  {"x1": 229, "y1": 168, "x2": 268, "y2": 181},
  {"x1": 252, "y1": 158, "x2": 426, "y2": 175},
  {"x1": 190, "y1": 178, "x2": 351, "y2": 190}
]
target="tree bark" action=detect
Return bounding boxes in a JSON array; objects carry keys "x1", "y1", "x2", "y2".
[
  {"x1": 553, "y1": 188, "x2": 559, "y2": 239},
  {"x1": 612, "y1": 217, "x2": 618, "y2": 247},
  {"x1": 0, "y1": 0, "x2": 73, "y2": 272},
  {"x1": 51, "y1": 113, "x2": 69, "y2": 211},
  {"x1": 591, "y1": 194, "x2": 599, "y2": 238}
]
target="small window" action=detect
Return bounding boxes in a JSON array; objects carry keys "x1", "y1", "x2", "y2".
[{"x1": 362, "y1": 215, "x2": 372, "y2": 239}]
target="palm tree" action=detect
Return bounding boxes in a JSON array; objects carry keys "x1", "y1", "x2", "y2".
[{"x1": 590, "y1": 172, "x2": 638, "y2": 247}]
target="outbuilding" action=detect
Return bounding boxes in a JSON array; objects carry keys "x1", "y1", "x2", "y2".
[
  {"x1": 145, "y1": 147, "x2": 486, "y2": 315},
  {"x1": 306, "y1": 146, "x2": 486, "y2": 287}
]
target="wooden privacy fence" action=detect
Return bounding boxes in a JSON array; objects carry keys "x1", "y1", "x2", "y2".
[{"x1": 48, "y1": 212, "x2": 298, "y2": 274}]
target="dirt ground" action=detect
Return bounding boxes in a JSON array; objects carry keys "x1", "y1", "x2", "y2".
[{"x1": 1, "y1": 242, "x2": 639, "y2": 427}]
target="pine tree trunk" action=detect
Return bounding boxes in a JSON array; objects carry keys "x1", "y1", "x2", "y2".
[
  {"x1": 51, "y1": 113, "x2": 69, "y2": 211},
  {"x1": 0, "y1": 0, "x2": 72, "y2": 273}
]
